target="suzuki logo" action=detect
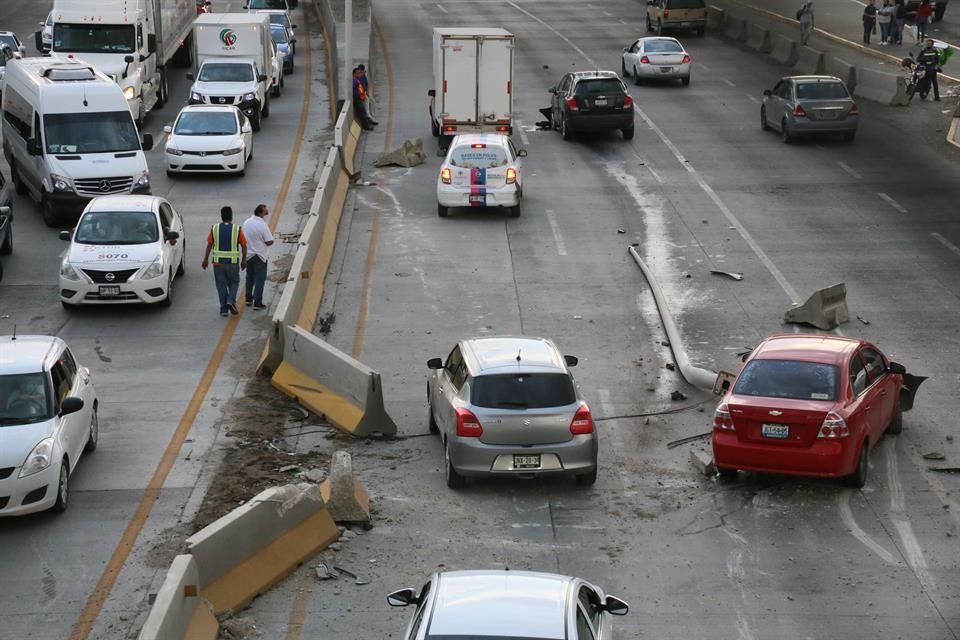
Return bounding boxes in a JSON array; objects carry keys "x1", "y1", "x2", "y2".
[
  {"x1": 104, "y1": 272, "x2": 116, "y2": 282},
  {"x1": 522, "y1": 419, "x2": 531, "y2": 426},
  {"x1": 98, "y1": 180, "x2": 112, "y2": 192},
  {"x1": 768, "y1": 410, "x2": 783, "y2": 416}
]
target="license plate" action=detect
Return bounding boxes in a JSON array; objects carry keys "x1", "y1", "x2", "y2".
[
  {"x1": 594, "y1": 98, "x2": 608, "y2": 106},
  {"x1": 761, "y1": 423, "x2": 789, "y2": 439},
  {"x1": 660, "y1": 66, "x2": 673, "y2": 72},
  {"x1": 819, "y1": 111, "x2": 840, "y2": 119},
  {"x1": 99, "y1": 285, "x2": 120, "y2": 297},
  {"x1": 469, "y1": 194, "x2": 484, "y2": 203},
  {"x1": 514, "y1": 454, "x2": 541, "y2": 469}
]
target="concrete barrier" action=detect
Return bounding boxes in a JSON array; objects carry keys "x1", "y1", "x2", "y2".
[
  {"x1": 826, "y1": 57, "x2": 857, "y2": 92},
  {"x1": 745, "y1": 23, "x2": 772, "y2": 53},
  {"x1": 854, "y1": 67, "x2": 908, "y2": 106},
  {"x1": 784, "y1": 283, "x2": 849, "y2": 330},
  {"x1": 723, "y1": 15, "x2": 746, "y2": 42},
  {"x1": 137, "y1": 555, "x2": 216, "y2": 640},
  {"x1": 795, "y1": 45, "x2": 825, "y2": 75},
  {"x1": 706, "y1": 5, "x2": 724, "y2": 32},
  {"x1": 768, "y1": 34, "x2": 798, "y2": 66},
  {"x1": 186, "y1": 483, "x2": 340, "y2": 616},
  {"x1": 272, "y1": 325, "x2": 398, "y2": 436},
  {"x1": 319, "y1": 450, "x2": 371, "y2": 523}
]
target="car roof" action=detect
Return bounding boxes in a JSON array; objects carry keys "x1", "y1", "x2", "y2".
[
  {"x1": 179, "y1": 104, "x2": 239, "y2": 114},
  {"x1": 462, "y1": 336, "x2": 567, "y2": 375},
  {"x1": 752, "y1": 334, "x2": 863, "y2": 366},
  {"x1": 0, "y1": 335, "x2": 64, "y2": 375},
  {"x1": 571, "y1": 70, "x2": 620, "y2": 80},
  {"x1": 84, "y1": 195, "x2": 162, "y2": 213},
  {"x1": 449, "y1": 133, "x2": 510, "y2": 148},
  {"x1": 784, "y1": 75, "x2": 844, "y2": 83},
  {"x1": 430, "y1": 571, "x2": 571, "y2": 640}
]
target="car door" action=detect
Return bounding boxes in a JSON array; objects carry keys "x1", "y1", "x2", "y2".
[
  {"x1": 552, "y1": 74, "x2": 571, "y2": 124},
  {"x1": 846, "y1": 351, "x2": 873, "y2": 443},
  {"x1": 577, "y1": 585, "x2": 607, "y2": 639},
  {"x1": 27, "y1": 111, "x2": 45, "y2": 191},
  {"x1": 624, "y1": 40, "x2": 640, "y2": 71},
  {"x1": 766, "y1": 80, "x2": 786, "y2": 125},
  {"x1": 432, "y1": 345, "x2": 463, "y2": 437},
  {"x1": 158, "y1": 202, "x2": 182, "y2": 271},
  {"x1": 239, "y1": 112, "x2": 253, "y2": 153},
  {"x1": 861, "y1": 346, "x2": 896, "y2": 437},
  {"x1": 50, "y1": 352, "x2": 84, "y2": 465}
]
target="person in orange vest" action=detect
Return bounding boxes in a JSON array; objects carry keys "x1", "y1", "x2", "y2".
[
  {"x1": 352, "y1": 67, "x2": 376, "y2": 130},
  {"x1": 201, "y1": 206, "x2": 247, "y2": 316}
]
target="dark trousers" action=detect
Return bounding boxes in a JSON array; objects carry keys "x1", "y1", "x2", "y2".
[
  {"x1": 213, "y1": 263, "x2": 240, "y2": 312},
  {"x1": 863, "y1": 20, "x2": 875, "y2": 43},
  {"x1": 354, "y1": 99, "x2": 373, "y2": 129},
  {"x1": 925, "y1": 67, "x2": 940, "y2": 98},
  {"x1": 245, "y1": 255, "x2": 268, "y2": 306}
]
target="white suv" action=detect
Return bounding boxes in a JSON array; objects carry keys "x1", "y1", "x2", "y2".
[{"x1": 0, "y1": 335, "x2": 98, "y2": 516}]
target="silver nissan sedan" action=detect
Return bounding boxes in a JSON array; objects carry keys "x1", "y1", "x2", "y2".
[
  {"x1": 761, "y1": 75, "x2": 859, "y2": 143},
  {"x1": 387, "y1": 570, "x2": 630, "y2": 640}
]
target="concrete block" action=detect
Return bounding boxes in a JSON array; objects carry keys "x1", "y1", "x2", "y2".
[
  {"x1": 825, "y1": 57, "x2": 857, "y2": 92},
  {"x1": 769, "y1": 34, "x2": 798, "y2": 66},
  {"x1": 689, "y1": 449, "x2": 717, "y2": 476},
  {"x1": 795, "y1": 45, "x2": 826, "y2": 75},
  {"x1": 374, "y1": 138, "x2": 427, "y2": 168},
  {"x1": 706, "y1": 5, "x2": 724, "y2": 32},
  {"x1": 272, "y1": 324, "x2": 398, "y2": 436},
  {"x1": 784, "y1": 283, "x2": 849, "y2": 330},
  {"x1": 745, "y1": 23, "x2": 772, "y2": 53},
  {"x1": 723, "y1": 15, "x2": 746, "y2": 42},
  {"x1": 137, "y1": 555, "x2": 209, "y2": 640},
  {"x1": 854, "y1": 67, "x2": 909, "y2": 106},
  {"x1": 319, "y1": 451, "x2": 371, "y2": 523}
]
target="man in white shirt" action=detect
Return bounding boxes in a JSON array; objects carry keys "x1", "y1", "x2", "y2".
[{"x1": 242, "y1": 204, "x2": 275, "y2": 310}]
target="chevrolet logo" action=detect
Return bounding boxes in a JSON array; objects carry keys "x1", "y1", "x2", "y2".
[{"x1": 768, "y1": 410, "x2": 783, "y2": 416}]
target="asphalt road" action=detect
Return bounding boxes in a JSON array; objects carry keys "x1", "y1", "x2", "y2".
[
  {"x1": 0, "y1": 1, "x2": 331, "y2": 638},
  {"x1": 244, "y1": 0, "x2": 960, "y2": 638}
]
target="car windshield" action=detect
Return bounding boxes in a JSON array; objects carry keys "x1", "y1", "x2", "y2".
[
  {"x1": 646, "y1": 39, "x2": 683, "y2": 53},
  {"x1": 575, "y1": 79, "x2": 624, "y2": 96},
  {"x1": 44, "y1": 111, "x2": 140, "y2": 154},
  {"x1": 198, "y1": 62, "x2": 254, "y2": 82},
  {"x1": 472, "y1": 373, "x2": 576, "y2": 409},
  {"x1": 449, "y1": 145, "x2": 508, "y2": 168},
  {"x1": 0, "y1": 373, "x2": 52, "y2": 425},
  {"x1": 796, "y1": 82, "x2": 849, "y2": 100},
  {"x1": 733, "y1": 359, "x2": 839, "y2": 401},
  {"x1": 75, "y1": 211, "x2": 159, "y2": 245},
  {"x1": 271, "y1": 26, "x2": 289, "y2": 44},
  {"x1": 53, "y1": 23, "x2": 135, "y2": 54},
  {"x1": 0, "y1": 35, "x2": 18, "y2": 50},
  {"x1": 248, "y1": 0, "x2": 287, "y2": 8},
  {"x1": 175, "y1": 111, "x2": 238, "y2": 135},
  {"x1": 669, "y1": 0, "x2": 706, "y2": 8}
]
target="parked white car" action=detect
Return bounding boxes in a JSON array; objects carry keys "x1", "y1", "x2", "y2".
[
  {"x1": 436, "y1": 133, "x2": 526, "y2": 218},
  {"x1": 164, "y1": 105, "x2": 254, "y2": 176},
  {"x1": 622, "y1": 36, "x2": 691, "y2": 85},
  {"x1": 0, "y1": 335, "x2": 98, "y2": 516},
  {"x1": 58, "y1": 195, "x2": 186, "y2": 307}
]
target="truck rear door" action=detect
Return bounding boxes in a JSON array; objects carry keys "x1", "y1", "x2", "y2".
[
  {"x1": 441, "y1": 37, "x2": 478, "y2": 124},
  {"x1": 477, "y1": 37, "x2": 512, "y2": 128}
]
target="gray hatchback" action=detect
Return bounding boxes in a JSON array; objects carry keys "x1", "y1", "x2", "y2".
[
  {"x1": 427, "y1": 336, "x2": 598, "y2": 488},
  {"x1": 761, "y1": 75, "x2": 859, "y2": 143}
]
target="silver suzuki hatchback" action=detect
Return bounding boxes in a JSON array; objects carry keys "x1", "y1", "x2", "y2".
[{"x1": 427, "y1": 336, "x2": 598, "y2": 488}]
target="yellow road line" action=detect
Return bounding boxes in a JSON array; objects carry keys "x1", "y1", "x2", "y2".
[
  {"x1": 283, "y1": 570, "x2": 315, "y2": 640},
  {"x1": 351, "y1": 15, "x2": 395, "y2": 360},
  {"x1": 67, "y1": 9, "x2": 315, "y2": 640}
]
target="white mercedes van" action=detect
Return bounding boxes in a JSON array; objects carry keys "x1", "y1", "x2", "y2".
[{"x1": 1, "y1": 58, "x2": 153, "y2": 227}]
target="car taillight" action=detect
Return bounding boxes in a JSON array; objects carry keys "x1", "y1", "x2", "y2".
[
  {"x1": 663, "y1": 10, "x2": 670, "y2": 18},
  {"x1": 455, "y1": 408, "x2": 483, "y2": 437},
  {"x1": 817, "y1": 412, "x2": 849, "y2": 439},
  {"x1": 505, "y1": 167, "x2": 517, "y2": 184},
  {"x1": 793, "y1": 104, "x2": 807, "y2": 117},
  {"x1": 570, "y1": 406, "x2": 594, "y2": 435},
  {"x1": 496, "y1": 125, "x2": 510, "y2": 132},
  {"x1": 440, "y1": 167, "x2": 452, "y2": 184},
  {"x1": 640, "y1": 55, "x2": 650, "y2": 64},
  {"x1": 565, "y1": 97, "x2": 579, "y2": 112},
  {"x1": 713, "y1": 403, "x2": 734, "y2": 431},
  {"x1": 442, "y1": 125, "x2": 457, "y2": 133},
  {"x1": 623, "y1": 95, "x2": 634, "y2": 109},
  {"x1": 682, "y1": 54, "x2": 691, "y2": 64},
  {"x1": 849, "y1": 102, "x2": 859, "y2": 115}
]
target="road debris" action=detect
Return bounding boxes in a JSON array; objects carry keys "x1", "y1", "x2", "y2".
[
  {"x1": 710, "y1": 270, "x2": 743, "y2": 281},
  {"x1": 856, "y1": 315, "x2": 871, "y2": 325},
  {"x1": 665, "y1": 362, "x2": 676, "y2": 371},
  {"x1": 666, "y1": 432, "x2": 711, "y2": 449},
  {"x1": 688, "y1": 449, "x2": 716, "y2": 476},
  {"x1": 617, "y1": 228, "x2": 625, "y2": 234},
  {"x1": 670, "y1": 390, "x2": 687, "y2": 401},
  {"x1": 334, "y1": 565, "x2": 371, "y2": 585},
  {"x1": 923, "y1": 452, "x2": 947, "y2": 460},
  {"x1": 278, "y1": 464, "x2": 299, "y2": 473},
  {"x1": 219, "y1": 616, "x2": 259, "y2": 640},
  {"x1": 315, "y1": 561, "x2": 339, "y2": 580},
  {"x1": 373, "y1": 138, "x2": 426, "y2": 167}
]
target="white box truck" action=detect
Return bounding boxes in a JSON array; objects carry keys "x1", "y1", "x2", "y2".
[
  {"x1": 428, "y1": 28, "x2": 514, "y2": 144},
  {"x1": 43, "y1": 0, "x2": 196, "y2": 125},
  {"x1": 188, "y1": 13, "x2": 274, "y2": 131}
]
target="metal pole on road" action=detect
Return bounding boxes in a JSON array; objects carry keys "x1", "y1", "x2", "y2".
[{"x1": 343, "y1": 0, "x2": 352, "y2": 109}]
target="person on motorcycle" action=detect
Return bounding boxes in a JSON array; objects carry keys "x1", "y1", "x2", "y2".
[{"x1": 916, "y1": 38, "x2": 941, "y2": 101}]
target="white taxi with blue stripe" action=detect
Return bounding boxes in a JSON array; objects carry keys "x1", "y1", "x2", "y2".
[{"x1": 436, "y1": 134, "x2": 526, "y2": 218}]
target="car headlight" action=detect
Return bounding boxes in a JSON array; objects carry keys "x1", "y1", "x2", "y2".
[
  {"x1": 190, "y1": 91, "x2": 203, "y2": 102},
  {"x1": 243, "y1": 92, "x2": 256, "y2": 102},
  {"x1": 123, "y1": 86, "x2": 136, "y2": 100},
  {"x1": 60, "y1": 256, "x2": 80, "y2": 281},
  {"x1": 166, "y1": 146, "x2": 183, "y2": 156},
  {"x1": 134, "y1": 171, "x2": 150, "y2": 189},
  {"x1": 20, "y1": 437, "x2": 54, "y2": 477},
  {"x1": 142, "y1": 255, "x2": 164, "y2": 279},
  {"x1": 223, "y1": 147, "x2": 242, "y2": 156},
  {"x1": 51, "y1": 173, "x2": 73, "y2": 193}
]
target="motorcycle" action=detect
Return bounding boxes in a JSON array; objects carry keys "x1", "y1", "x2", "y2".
[{"x1": 906, "y1": 62, "x2": 934, "y2": 101}]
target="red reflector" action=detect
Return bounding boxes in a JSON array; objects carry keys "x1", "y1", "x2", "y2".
[
  {"x1": 570, "y1": 406, "x2": 594, "y2": 435},
  {"x1": 682, "y1": 54, "x2": 691, "y2": 64},
  {"x1": 507, "y1": 80, "x2": 511, "y2": 95},
  {"x1": 471, "y1": 143, "x2": 486, "y2": 148},
  {"x1": 663, "y1": 10, "x2": 669, "y2": 18},
  {"x1": 640, "y1": 55, "x2": 650, "y2": 64},
  {"x1": 456, "y1": 408, "x2": 483, "y2": 437},
  {"x1": 443, "y1": 79, "x2": 447, "y2": 93}
]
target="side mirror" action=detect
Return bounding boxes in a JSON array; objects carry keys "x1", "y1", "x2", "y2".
[
  {"x1": 141, "y1": 133, "x2": 154, "y2": 151},
  {"x1": 602, "y1": 595, "x2": 630, "y2": 616},
  {"x1": 27, "y1": 138, "x2": 42, "y2": 156},
  {"x1": 763, "y1": 89, "x2": 773, "y2": 97},
  {"x1": 292, "y1": 24, "x2": 298, "y2": 28},
  {"x1": 59, "y1": 230, "x2": 71, "y2": 241},
  {"x1": 427, "y1": 89, "x2": 436, "y2": 97},
  {"x1": 185, "y1": 72, "x2": 194, "y2": 80},
  {"x1": 163, "y1": 125, "x2": 172, "y2": 134},
  {"x1": 427, "y1": 358, "x2": 443, "y2": 370},
  {"x1": 386, "y1": 588, "x2": 418, "y2": 607},
  {"x1": 147, "y1": 33, "x2": 157, "y2": 53},
  {"x1": 258, "y1": 74, "x2": 268, "y2": 82},
  {"x1": 34, "y1": 31, "x2": 43, "y2": 52},
  {"x1": 59, "y1": 396, "x2": 84, "y2": 417},
  {"x1": 165, "y1": 230, "x2": 180, "y2": 242},
  {"x1": 124, "y1": 55, "x2": 135, "y2": 63},
  {"x1": 564, "y1": 355, "x2": 578, "y2": 367},
  {"x1": 887, "y1": 362, "x2": 907, "y2": 375},
  {"x1": 548, "y1": 86, "x2": 557, "y2": 94},
  {"x1": 517, "y1": 149, "x2": 528, "y2": 158},
  {"x1": 623, "y1": 47, "x2": 629, "y2": 52}
]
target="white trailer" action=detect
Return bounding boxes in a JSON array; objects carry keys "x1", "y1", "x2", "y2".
[
  {"x1": 46, "y1": 0, "x2": 196, "y2": 124},
  {"x1": 429, "y1": 28, "x2": 514, "y2": 143}
]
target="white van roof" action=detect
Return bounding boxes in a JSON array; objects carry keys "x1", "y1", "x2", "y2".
[
  {"x1": 4, "y1": 57, "x2": 131, "y2": 115},
  {"x1": 195, "y1": 13, "x2": 271, "y2": 26}
]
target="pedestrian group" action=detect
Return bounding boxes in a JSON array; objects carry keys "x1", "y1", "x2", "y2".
[{"x1": 202, "y1": 204, "x2": 275, "y2": 316}]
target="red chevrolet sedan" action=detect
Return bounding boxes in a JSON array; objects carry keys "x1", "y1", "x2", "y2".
[{"x1": 712, "y1": 334, "x2": 924, "y2": 488}]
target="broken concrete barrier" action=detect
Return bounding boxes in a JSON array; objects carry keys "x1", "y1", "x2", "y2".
[
  {"x1": 784, "y1": 283, "x2": 849, "y2": 330},
  {"x1": 320, "y1": 451, "x2": 371, "y2": 524}
]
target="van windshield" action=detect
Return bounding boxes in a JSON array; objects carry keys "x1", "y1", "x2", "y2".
[
  {"x1": 53, "y1": 23, "x2": 136, "y2": 54},
  {"x1": 0, "y1": 373, "x2": 53, "y2": 425},
  {"x1": 199, "y1": 63, "x2": 254, "y2": 83},
  {"x1": 75, "y1": 211, "x2": 159, "y2": 245},
  {"x1": 44, "y1": 111, "x2": 140, "y2": 154}
]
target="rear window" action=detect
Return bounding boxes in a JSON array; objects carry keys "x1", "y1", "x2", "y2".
[
  {"x1": 471, "y1": 373, "x2": 576, "y2": 409},
  {"x1": 449, "y1": 145, "x2": 508, "y2": 168},
  {"x1": 574, "y1": 79, "x2": 624, "y2": 96},
  {"x1": 667, "y1": 0, "x2": 706, "y2": 8},
  {"x1": 796, "y1": 82, "x2": 849, "y2": 100},
  {"x1": 646, "y1": 40, "x2": 683, "y2": 53},
  {"x1": 733, "y1": 359, "x2": 839, "y2": 401}
]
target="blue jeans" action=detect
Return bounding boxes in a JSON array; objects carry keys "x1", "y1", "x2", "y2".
[
  {"x1": 880, "y1": 21, "x2": 891, "y2": 42},
  {"x1": 213, "y1": 263, "x2": 240, "y2": 312},
  {"x1": 245, "y1": 255, "x2": 268, "y2": 306},
  {"x1": 917, "y1": 16, "x2": 929, "y2": 39}
]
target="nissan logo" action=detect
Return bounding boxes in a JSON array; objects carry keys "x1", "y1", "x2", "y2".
[
  {"x1": 98, "y1": 180, "x2": 112, "y2": 192},
  {"x1": 218, "y1": 97, "x2": 226, "y2": 104},
  {"x1": 104, "y1": 272, "x2": 116, "y2": 282}
]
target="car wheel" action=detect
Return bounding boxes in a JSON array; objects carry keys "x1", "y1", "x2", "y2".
[
  {"x1": 886, "y1": 400, "x2": 903, "y2": 435},
  {"x1": 622, "y1": 126, "x2": 635, "y2": 141},
  {"x1": 760, "y1": 106, "x2": 770, "y2": 131},
  {"x1": 717, "y1": 467, "x2": 738, "y2": 482},
  {"x1": 41, "y1": 193, "x2": 59, "y2": 227},
  {"x1": 61, "y1": 300, "x2": 77, "y2": 311},
  {"x1": 0, "y1": 258, "x2": 4, "y2": 283},
  {"x1": 844, "y1": 441, "x2": 868, "y2": 488},
  {"x1": 621, "y1": 58, "x2": 627, "y2": 77},
  {"x1": 176, "y1": 246, "x2": 185, "y2": 277},
  {"x1": 633, "y1": 66, "x2": 641, "y2": 86},
  {"x1": 280, "y1": 75, "x2": 285, "y2": 90},
  {"x1": 681, "y1": 75, "x2": 691, "y2": 86},
  {"x1": 780, "y1": 118, "x2": 793, "y2": 144},
  {"x1": 431, "y1": 118, "x2": 440, "y2": 137},
  {"x1": 156, "y1": 67, "x2": 168, "y2": 108},
  {"x1": 251, "y1": 113, "x2": 262, "y2": 132},
  {"x1": 84, "y1": 406, "x2": 98, "y2": 453},
  {"x1": 444, "y1": 440, "x2": 465, "y2": 489},
  {"x1": 509, "y1": 202, "x2": 521, "y2": 218},
  {"x1": 561, "y1": 116, "x2": 573, "y2": 141},
  {"x1": 160, "y1": 273, "x2": 173, "y2": 307},
  {"x1": 272, "y1": 82, "x2": 280, "y2": 98},
  {"x1": 0, "y1": 224, "x2": 12, "y2": 256},
  {"x1": 437, "y1": 203, "x2": 449, "y2": 218},
  {"x1": 935, "y1": 4, "x2": 945, "y2": 20},
  {"x1": 11, "y1": 163, "x2": 27, "y2": 195},
  {"x1": 51, "y1": 459, "x2": 69, "y2": 513},
  {"x1": 428, "y1": 401, "x2": 439, "y2": 434},
  {"x1": 263, "y1": 95, "x2": 271, "y2": 118},
  {"x1": 575, "y1": 465, "x2": 598, "y2": 486},
  {"x1": 166, "y1": 169, "x2": 176, "y2": 178}
]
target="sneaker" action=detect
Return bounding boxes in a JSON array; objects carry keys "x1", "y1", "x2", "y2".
[
  {"x1": 227, "y1": 303, "x2": 238, "y2": 315},
  {"x1": 220, "y1": 310, "x2": 229, "y2": 317},
  {"x1": 253, "y1": 304, "x2": 267, "y2": 310}
]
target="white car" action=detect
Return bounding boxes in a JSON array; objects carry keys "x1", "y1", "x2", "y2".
[
  {"x1": 436, "y1": 133, "x2": 526, "y2": 218},
  {"x1": 0, "y1": 335, "x2": 98, "y2": 516},
  {"x1": 621, "y1": 36, "x2": 691, "y2": 85},
  {"x1": 164, "y1": 105, "x2": 254, "y2": 176},
  {"x1": 38, "y1": 12, "x2": 53, "y2": 54},
  {"x1": 269, "y1": 38, "x2": 284, "y2": 97},
  {"x1": 58, "y1": 195, "x2": 186, "y2": 307},
  {"x1": 0, "y1": 31, "x2": 26, "y2": 58}
]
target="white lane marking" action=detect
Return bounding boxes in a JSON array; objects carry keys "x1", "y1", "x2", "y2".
[
  {"x1": 722, "y1": 78, "x2": 736, "y2": 87},
  {"x1": 837, "y1": 161, "x2": 862, "y2": 179},
  {"x1": 436, "y1": 3, "x2": 448, "y2": 13},
  {"x1": 515, "y1": 119, "x2": 531, "y2": 145},
  {"x1": 511, "y1": 522, "x2": 606, "y2": 531},
  {"x1": 838, "y1": 491, "x2": 901, "y2": 565},
  {"x1": 603, "y1": 11, "x2": 613, "y2": 17},
  {"x1": 931, "y1": 232, "x2": 960, "y2": 258},
  {"x1": 878, "y1": 192, "x2": 908, "y2": 214},
  {"x1": 597, "y1": 388, "x2": 616, "y2": 419},
  {"x1": 154, "y1": 132, "x2": 167, "y2": 149},
  {"x1": 746, "y1": 94, "x2": 759, "y2": 103},
  {"x1": 545, "y1": 209, "x2": 568, "y2": 256},
  {"x1": 849, "y1": 0, "x2": 867, "y2": 5},
  {"x1": 698, "y1": 62, "x2": 711, "y2": 71},
  {"x1": 886, "y1": 442, "x2": 937, "y2": 596},
  {"x1": 619, "y1": 19, "x2": 628, "y2": 24}
]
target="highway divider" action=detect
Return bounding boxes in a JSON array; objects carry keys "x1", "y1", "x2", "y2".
[
  {"x1": 795, "y1": 45, "x2": 826, "y2": 75},
  {"x1": 854, "y1": 67, "x2": 909, "y2": 106},
  {"x1": 745, "y1": 24, "x2": 772, "y2": 54},
  {"x1": 826, "y1": 57, "x2": 858, "y2": 93},
  {"x1": 769, "y1": 33, "x2": 798, "y2": 66},
  {"x1": 723, "y1": 15, "x2": 746, "y2": 42}
]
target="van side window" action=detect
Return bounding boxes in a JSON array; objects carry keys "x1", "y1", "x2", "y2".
[{"x1": 2, "y1": 86, "x2": 33, "y2": 140}]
